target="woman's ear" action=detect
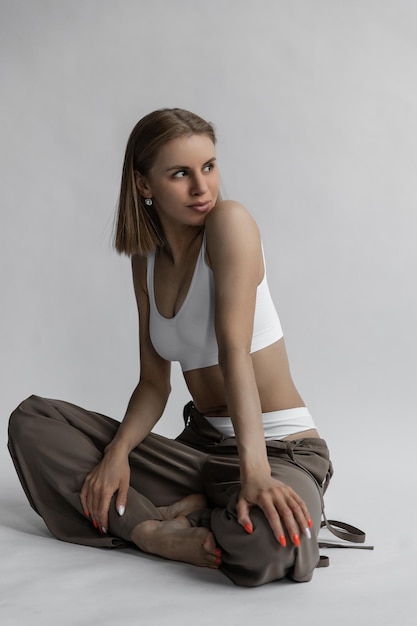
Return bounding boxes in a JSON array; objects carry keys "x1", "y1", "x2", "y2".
[{"x1": 134, "y1": 171, "x2": 151, "y2": 197}]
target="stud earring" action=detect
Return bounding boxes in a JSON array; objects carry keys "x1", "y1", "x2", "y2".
[{"x1": 144, "y1": 198, "x2": 153, "y2": 206}]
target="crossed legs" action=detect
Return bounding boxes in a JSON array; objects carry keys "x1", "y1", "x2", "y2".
[
  {"x1": 8, "y1": 396, "x2": 329, "y2": 585},
  {"x1": 8, "y1": 395, "x2": 220, "y2": 569}
]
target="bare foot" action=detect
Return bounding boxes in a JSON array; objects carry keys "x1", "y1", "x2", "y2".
[
  {"x1": 131, "y1": 516, "x2": 222, "y2": 569},
  {"x1": 157, "y1": 494, "x2": 208, "y2": 521}
]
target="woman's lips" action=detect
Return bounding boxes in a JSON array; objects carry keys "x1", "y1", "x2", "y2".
[{"x1": 187, "y1": 201, "x2": 211, "y2": 212}]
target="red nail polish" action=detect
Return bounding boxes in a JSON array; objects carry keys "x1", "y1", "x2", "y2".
[
  {"x1": 307, "y1": 519, "x2": 313, "y2": 529},
  {"x1": 93, "y1": 519, "x2": 98, "y2": 529},
  {"x1": 244, "y1": 523, "x2": 253, "y2": 534},
  {"x1": 293, "y1": 533, "x2": 300, "y2": 547},
  {"x1": 279, "y1": 535, "x2": 287, "y2": 548},
  {"x1": 215, "y1": 548, "x2": 222, "y2": 557},
  {"x1": 83, "y1": 509, "x2": 89, "y2": 518},
  {"x1": 215, "y1": 557, "x2": 222, "y2": 566}
]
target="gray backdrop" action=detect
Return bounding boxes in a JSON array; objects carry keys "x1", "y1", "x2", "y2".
[{"x1": 1, "y1": 1, "x2": 416, "y2": 623}]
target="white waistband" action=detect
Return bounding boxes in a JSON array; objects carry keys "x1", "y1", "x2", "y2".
[{"x1": 204, "y1": 407, "x2": 316, "y2": 441}]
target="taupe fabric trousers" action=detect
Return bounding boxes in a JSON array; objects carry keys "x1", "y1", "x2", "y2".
[{"x1": 8, "y1": 395, "x2": 332, "y2": 587}]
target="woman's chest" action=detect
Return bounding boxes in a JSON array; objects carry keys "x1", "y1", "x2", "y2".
[{"x1": 154, "y1": 263, "x2": 196, "y2": 318}]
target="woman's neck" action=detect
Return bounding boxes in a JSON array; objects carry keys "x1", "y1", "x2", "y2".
[{"x1": 160, "y1": 226, "x2": 204, "y2": 266}]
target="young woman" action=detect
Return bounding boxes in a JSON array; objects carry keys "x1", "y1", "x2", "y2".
[{"x1": 8, "y1": 108, "x2": 334, "y2": 587}]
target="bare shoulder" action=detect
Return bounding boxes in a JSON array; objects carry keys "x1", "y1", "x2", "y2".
[
  {"x1": 205, "y1": 201, "x2": 262, "y2": 277},
  {"x1": 207, "y1": 199, "x2": 257, "y2": 227},
  {"x1": 205, "y1": 200, "x2": 260, "y2": 244}
]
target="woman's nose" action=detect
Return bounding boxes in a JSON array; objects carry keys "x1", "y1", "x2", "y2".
[{"x1": 190, "y1": 173, "x2": 208, "y2": 195}]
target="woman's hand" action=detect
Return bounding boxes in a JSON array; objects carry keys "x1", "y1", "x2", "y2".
[
  {"x1": 80, "y1": 448, "x2": 130, "y2": 534},
  {"x1": 237, "y1": 475, "x2": 313, "y2": 547}
]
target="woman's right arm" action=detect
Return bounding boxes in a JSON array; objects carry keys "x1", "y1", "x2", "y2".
[{"x1": 80, "y1": 254, "x2": 171, "y2": 533}]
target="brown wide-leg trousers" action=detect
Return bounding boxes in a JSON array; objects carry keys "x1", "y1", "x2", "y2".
[{"x1": 8, "y1": 395, "x2": 332, "y2": 587}]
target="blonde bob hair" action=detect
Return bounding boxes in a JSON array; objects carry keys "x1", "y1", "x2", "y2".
[{"x1": 114, "y1": 108, "x2": 217, "y2": 257}]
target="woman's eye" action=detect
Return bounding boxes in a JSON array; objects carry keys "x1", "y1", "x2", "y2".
[{"x1": 172, "y1": 163, "x2": 214, "y2": 178}]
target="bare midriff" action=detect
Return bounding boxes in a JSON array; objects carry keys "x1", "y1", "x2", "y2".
[{"x1": 183, "y1": 337, "x2": 320, "y2": 441}]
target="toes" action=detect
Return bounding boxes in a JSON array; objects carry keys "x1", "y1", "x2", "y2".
[
  {"x1": 201, "y1": 532, "x2": 222, "y2": 568},
  {"x1": 202, "y1": 532, "x2": 220, "y2": 556},
  {"x1": 209, "y1": 554, "x2": 222, "y2": 569}
]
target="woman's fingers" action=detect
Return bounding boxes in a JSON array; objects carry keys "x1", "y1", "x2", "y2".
[
  {"x1": 269, "y1": 488, "x2": 311, "y2": 545},
  {"x1": 287, "y1": 491, "x2": 312, "y2": 539},
  {"x1": 92, "y1": 484, "x2": 113, "y2": 532},
  {"x1": 80, "y1": 456, "x2": 131, "y2": 536},
  {"x1": 84, "y1": 473, "x2": 100, "y2": 528},
  {"x1": 276, "y1": 498, "x2": 302, "y2": 546},
  {"x1": 96, "y1": 478, "x2": 129, "y2": 532},
  {"x1": 239, "y1": 480, "x2": 313, "y2": 547},
  {"x1": 115, "y1": 480, "x2": 129, "y2": 519},
  {"x1": 96, "y1": 489, "x2": 115, "y2": 533},
  {"x1": 80, "y1": 473, "x2": 96, "y2": 520},
  {"x1": 236, "y1": 498, "x2": 254, "y2": 534},
  {"x1": 80, "y1": 471, "x2": 107, "y2": 532}
]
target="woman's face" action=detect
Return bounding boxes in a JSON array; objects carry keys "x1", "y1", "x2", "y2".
[{"x1": 136, "y1": 133, "x2": 220, "y2": 231}]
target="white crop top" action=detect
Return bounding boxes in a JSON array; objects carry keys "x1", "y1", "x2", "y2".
[{"x1": 147, "y1": 237, "x2": 283, "y2": 372}]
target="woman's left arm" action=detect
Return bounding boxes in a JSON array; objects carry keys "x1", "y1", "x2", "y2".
[{"x1": 205, "y1": 201, "x2": 311, "y2": 546}]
